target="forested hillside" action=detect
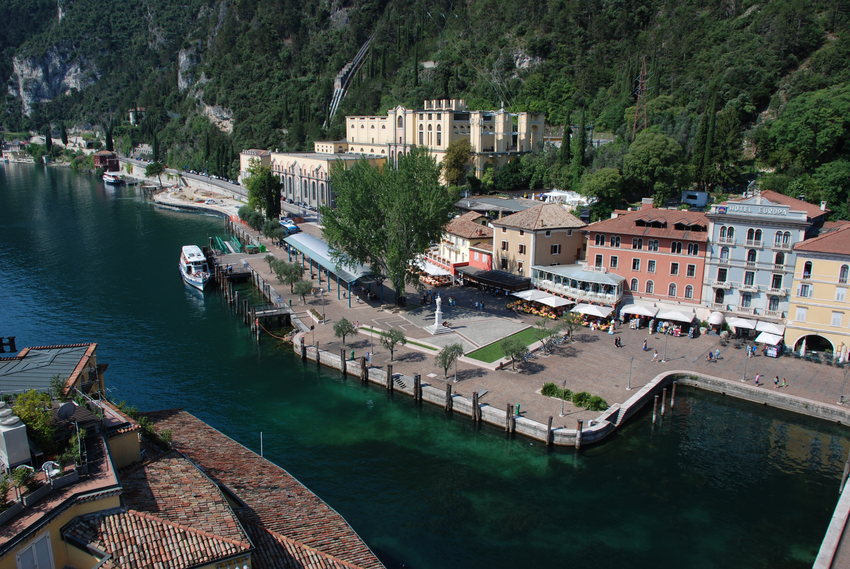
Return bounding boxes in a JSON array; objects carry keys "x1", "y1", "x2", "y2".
[{"x1": 2, "y1": 0, "x2": 849, "y2": 217}]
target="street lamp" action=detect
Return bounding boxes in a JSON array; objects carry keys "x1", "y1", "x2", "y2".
[
  {"x1": 742, "y1": 349, "x2": 749, "y2": 381},
  {"x1": 627, "y1": 356, "x2": 634, "y2": 390},
  {"x1": 660, "y1": 331, "x2": 669, "y2": 363},
  {"x1": 559, "y1": 379, "x2": 567, "y2": 416},
  {"x1": 840, "y1": 366, "x2": 848, "y2": 404}
]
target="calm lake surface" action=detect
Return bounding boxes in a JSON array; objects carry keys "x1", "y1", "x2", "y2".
[{"x1": 1, "y1": 163, "x2": 848, "y2": 568}]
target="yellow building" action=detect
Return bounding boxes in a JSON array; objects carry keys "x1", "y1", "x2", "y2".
[
  {"x1": 321, "y1": 98, "x2": 545, "y2": 178},
  {"x1": 786, "y1": 223, "x2": 850, "y2": 361},
  {"x1": 491, "y1": 203, "x2": 586, "y2": 278},
  {"x1": 435, "y1": 211, "x2": 493, "y2": 269},
  {"x1": 237, "y1": 148, "x2": 271, "y2": 182}
]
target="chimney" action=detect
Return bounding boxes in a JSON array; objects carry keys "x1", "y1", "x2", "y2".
[
  {"x1": 821, "y1": 201, "x2": 828, "y2": 211},
  {"x1": 640, "y1": 197, "x2": 654, "y2": 210}
]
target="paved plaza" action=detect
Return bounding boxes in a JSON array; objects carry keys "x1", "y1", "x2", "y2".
[{"x1": 229, "y1": 214, "x2": 850, "y2": 431}]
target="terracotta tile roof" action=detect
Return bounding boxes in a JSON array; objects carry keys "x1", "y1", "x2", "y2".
[
  {"x1": 586, "y1": 208, "x2": 709, "y2": 242},
  {"x1": 120, "y1": 452, "x2": 249, "y2": 545},
  {"x1": 444, "y1": 211, "x2": 493, "y2": 239},
  {"x1": 64, "y1": 509, "x2": 250, "y2": 568},
  {"x1": 143, "y1": 410, "x2": 384, "y2": 569},
  {"x1": 725, "y1": 190, "x2": 828, "y2": 219},
  {"x1": 471, "y1": 242, "x2": 493, "y2": 252},
  {"x1": 491, "y1": 203, "x2": 585, "y2": 231},
  {"x1": 794, "y1": 224, "x2": 850, "y2": 255},
  {"x1": 245, "y1": 522, "x2": 368, "y2": 569}
]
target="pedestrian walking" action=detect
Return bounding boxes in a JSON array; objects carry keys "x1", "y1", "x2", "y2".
[
  {"x1": 773, "y1": 375, "x2": 780, "y2": 388},
  {"x1": 643, "y1": 338, "x2": 648, "y2": 351},
  {"x1": 754, "y1": 373, "x2": 762, "y2": 386},
  {"x1": 747, "y1": 345, "x2": 754, "y2": 358},
  {"x1": 781, "y1": 377, "x2": 788, "y2": 388},
  {"x1": 652, "y1": 349, "x2": 659, "y2": 362},
  {"x1": 714, "y1": 348, "x2": 721, "y2": 361}
]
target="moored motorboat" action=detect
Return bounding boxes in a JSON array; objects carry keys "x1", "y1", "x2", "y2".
[
  {"x1": 102, "y1": 172, "x2": 124, "y2": 185},
  {"x1": 179, "y1": 245, "x2": 211, "y2": 290}
]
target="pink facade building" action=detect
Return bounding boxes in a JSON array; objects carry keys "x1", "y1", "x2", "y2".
[{"x1": 585, "y1": 205, "x2": 710, "y2": 306}]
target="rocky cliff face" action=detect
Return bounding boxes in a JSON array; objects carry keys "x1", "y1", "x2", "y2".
[{"x1": 8, "y1": 47, "x2": 99, "y2": 116}]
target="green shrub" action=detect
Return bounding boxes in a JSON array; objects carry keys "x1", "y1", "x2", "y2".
[
  {"x1": 572, "y1": 391, "x2": 592, "y2": 408},
  {"x1": 541, "y1": 382, "x2": 560, "y2": 397},
  {"x1": 586, "y1": 396, "x2": 609, "y2": 411},
  {"x1": 12, "y1": 390, "x2": 57, "y2": 453}
]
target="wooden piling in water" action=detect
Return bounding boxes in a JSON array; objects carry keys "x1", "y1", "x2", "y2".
[
  {"x1": 300, "y1": 338, "x2": 306, "y2": 361},
  {"x1": 386, "y1": 364, "x2": 394, "y2": 392},
  {"x1": 360, "y1": 356, "x2": 368, "y2": 383},
  {"x1": 413, "y1": 374, "x2": 422, "y2": 403},
  {"x1": 506, "y1": 404, "x2": 515, "y2": 433},
  {"x1": 661, "y1": 387, "x2": 667, "y2": 416},
  {"x1": 652, "y1": 395, "x2": 659, "y2": 423},
  {"x1": 670, "y1": 382, "x2": 677, "y2": 408},
  {"x1": 445, "y1": 384, "x2": 453, "y2": 412},
  {"x1": 315, "y1": 343, "x2": 320, "y2": 368},
  {"x1": 576, "y1": 419, "x2": 583, "y2": 450},
  {"x1": 472, "y1": 392, "x2": 480, "y2": 422},
  {"x1": 340, "y1": 348, "x2": 347, "y2": 376},
  {"x1": 547, "y1": 416, "x2": 554, "y2": 447}
]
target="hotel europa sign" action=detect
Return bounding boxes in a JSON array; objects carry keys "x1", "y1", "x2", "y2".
[{"x1": 717, "y1": 204, "x2": 787, "y2": 216}]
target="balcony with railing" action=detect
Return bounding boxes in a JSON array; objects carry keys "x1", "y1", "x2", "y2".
[
  {"x1": 711, "y1": 280, "x2": 733, "y2": 289},
  {"x1": 739, "y1": 282, "x2": 759, "y2": 293},
  {"x1": 745, "y1": 239, "x2": 763, "y2": 248},
  {"x1": 772, "y1": 241, "x2": 792, "y2": 251},
  {"x1": 717, "y1": 236, "x2": 736, "y2": 245},
  {"x1": 764, "y1": 309, "x2": 785, "y2": 319},
  {"x1": 767, "y1": 287, "x2": 788, "y2": 296}
]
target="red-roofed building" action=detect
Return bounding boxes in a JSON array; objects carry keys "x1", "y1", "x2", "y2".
[
  {"x1": 585, "y1": 205, "x2": 710, "y2": 306},
  {"x1": 430, "y1": 211, "x2": 493, "y2": 274},
  {"x1": 93, "y1": 150, "x2": 119, "y2": 172}
]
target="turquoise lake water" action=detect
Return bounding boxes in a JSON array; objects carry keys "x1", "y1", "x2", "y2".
[{"x1": 1, "y1": 163, "x2": 848, "y2": 568}]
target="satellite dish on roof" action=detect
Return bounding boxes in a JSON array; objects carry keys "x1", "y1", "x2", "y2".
[{"x1": 57, "y1": 401, "x2": 78, "y2": 420}]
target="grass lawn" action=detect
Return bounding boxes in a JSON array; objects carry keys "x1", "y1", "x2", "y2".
[{"x1": 465, "y1": 327, "x2": 538, "y2": 363}]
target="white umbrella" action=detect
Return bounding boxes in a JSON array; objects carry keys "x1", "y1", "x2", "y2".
[
  {"x1": 656, "y1": 309, "x2": 695, "y2": 323},
  {"x1": 512, "y1": 289, "x2": 550, "y2": 302},
  {"x1": 754, "y1": 331, "x2": 783, "y2": 345},
  {"x1": 572, "y1": 303, "x2": 613, "y2": 318},
  {"x1": 755, "y1": 321, "x2": 785, "y2": 335},
  {"x1": 727, "y1": 316, "x2": 757, "y2": 330},
  {"x1": 537, "y1": 296, "x2": 572, "y2": 308},
  {"x1": 620, "y1": 303, "x2": 658, "y2": 318},
  {"x1": 708, "y1": 311, "x2": 725, "y2": 325},
  {"x1": 800, "y1": 338, "x2": 807, "y2": 357}
]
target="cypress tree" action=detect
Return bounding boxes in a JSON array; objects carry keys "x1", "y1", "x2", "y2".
[
  {"x1": 570, "y1": 109, "x2": 586, "y2": 189},
  {"x1": 559, "y1": 107, "x2": 572, "y2": 167}
]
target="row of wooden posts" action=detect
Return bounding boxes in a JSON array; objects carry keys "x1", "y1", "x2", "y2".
[
  {"x1": 298, "y1": 337, "x2": 613, "y2": 449},
  {"x1": 651, "y1": 383, "x2": 678, "y2": 424}
]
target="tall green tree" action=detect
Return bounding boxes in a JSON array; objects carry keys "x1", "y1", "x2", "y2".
[
  {"x1": 43, "y1": 125, "x2": 52, "y2": 153},
  {"x1": 442, "y1": 139, "x2": 471, "y2": 186},
  {"x1": 244, "y1": 160, "x2": 282, "y2": 220},
  {"x1": 322, "y1": 147, "x2": 457, "y2": 305},
  {"x1": 145, "y1": 161, "x2": 165, "y2": 187},
  {"x1": 580, "y1": 168, "x2": 625, "y2": 220},
  {"x1": 622, "y1": 130, "x2": 688, "y2": 206},
  {"x1": 570, "y1": 109, "x2": 587, "y2": 189},
  {"x1": 436, "y1": 343, "x2": 464, "y2": 381},
  {"x1": 334, "y1": 318, "x2": 358, "y2": 347},
  {"x1": 380, "y1": 328, "x2": 407, "y2": 362}
]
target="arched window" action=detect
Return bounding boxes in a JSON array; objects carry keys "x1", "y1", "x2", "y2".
[
  {"x1": 747, "y1": 228, "x2": 755, "y2": 241},
  {"x1": 774, "y1": 252, "x2": 784, "y2": 266},
  {"x1": 668, "y1": 283, "x2": 677, "y2": 297},
  {"x1": 727, "y1": 227, "x2": 735, "y2": 239},
  {"x1": 747, "y1": 249, "x2": 757, "y2": 265},
  {"x1": 774, "y1": 231, "x2": 783, "y2": 247},
  {"x1": 436, "y1": 124, "x2": 442, "y2": 146},
  {"x1": 418, "y1": 124, "x2": 423, "y2": 145},
  {"x1": 311, "y1": 181, "x2": 316, "y2": 200},
  {"x1": 782, "y1": 231, "x2": 791, "y2": 245},
  {"x1": 803, "y1": 261, "x2": 812, "y2": 279},
  {"x1": 630, "y1": 278, "x2": 639, "y2": 292},
  {"x1": 720, "y1": 247, "x2": 729, "y2": 262},
  {"x1": 397, "y1": 116, "x2": 404, "y2": 129},
  {"x1": 684, "y1": 285, "x2": 693, "y2": 299},
  {"x1": 841, "y1": 265, "x2": 849, "y2": 284},
  {"x1": 755, "y1": 229, "x2": 762, "y2": 241},
  {"x1": 320, "y1": 183, "x2": 326, "y2": 203},
  {"x1": 720, "y1": 226, "x2": 727, "y2": 240},
  {"x1": 611, "y1": 236, "x2": 621, "y2": 247},
  {"x1": 646, "y1": 280, "x2": 654, "y2": 294}
]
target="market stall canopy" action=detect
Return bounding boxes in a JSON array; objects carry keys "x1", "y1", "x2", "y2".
[
  {"x1": 620, "y1": 304, "x2": 658, "y2": 318},
  {"x1": 537, "y1": 296, "x2": 572, "y2": 308},
  {"x1": 755, "y1": 321, "x2": 785, "y2": 335},
  {"x1": 512, "y1": 289, "x2": 552, "y2": 302},
  {"x1": 572, "y1": 303, "x2": 613, "y2": 318},
  {"x1": 414, "y1": 258, "x2": 452, "y2": 276},
  {"x1": 656, "y1": 309, "x2": 695, "y2": 323},
  {"x1": 727, "y1": 316, "x2": 757, "y2": 330},
  {"x1": 755, "y1": 331, "x2": 783, "y2": 345},
  {"x1": 708, "y1": 311, "x2": 725, "y2": 326}
]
